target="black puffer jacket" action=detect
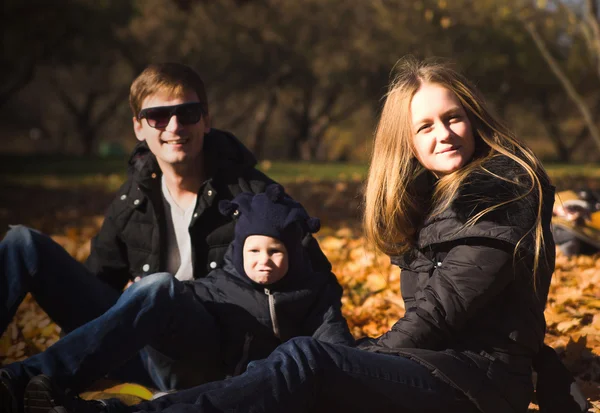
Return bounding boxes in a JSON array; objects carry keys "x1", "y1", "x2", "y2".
[
  {"x1": 85, "y1": 129, "x2": 331, "y2": 291},
  {"x1": 189, "y1": 246, "x2": 355, "y2": 376},
  {"x1": 360, "y1": 155, "x2": 556, "y2": 413}
]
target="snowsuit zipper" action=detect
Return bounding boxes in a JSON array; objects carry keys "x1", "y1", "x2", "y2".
[{"x1": 264, "y1": 288, "x2": 280, "y2": 338}]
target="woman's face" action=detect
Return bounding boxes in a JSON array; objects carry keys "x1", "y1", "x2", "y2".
[{"x1": 410, "y1": 82, "x2": 475, "y2": 176}]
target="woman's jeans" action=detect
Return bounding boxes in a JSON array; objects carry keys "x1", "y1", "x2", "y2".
[
  {"x1": 0, "y1": 226, "x2": 221, "y2": 391},
  {"x1": 120, "y1": 337, "x2": 478, "y2": 413}
]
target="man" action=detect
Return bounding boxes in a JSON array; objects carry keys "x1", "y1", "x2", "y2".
[{"x1": 0, "y1": 63, "x2": 334, "y2": 406}]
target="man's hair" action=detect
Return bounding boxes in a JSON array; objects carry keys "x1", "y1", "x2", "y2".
[{"x1": 129, "y1": 62, "x2": 209, "y2": 117}]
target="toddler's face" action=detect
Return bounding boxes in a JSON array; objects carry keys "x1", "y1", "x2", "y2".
[{"x1": 243, "y1": 235, "x2": 289, "y2": 285}]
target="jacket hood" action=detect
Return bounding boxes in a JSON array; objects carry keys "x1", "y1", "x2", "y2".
[{"x1": 127, "y1": 128, "x2": 258, "y2": 184}]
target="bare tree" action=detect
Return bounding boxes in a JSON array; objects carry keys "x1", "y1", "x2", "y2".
[{"x1": 520, "y1": 1, "x2": 600, "y2": 154}]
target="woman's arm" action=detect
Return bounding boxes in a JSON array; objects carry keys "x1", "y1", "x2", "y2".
[{"x1": 375, "y1": 239, "x2": 516, "y2": 350}]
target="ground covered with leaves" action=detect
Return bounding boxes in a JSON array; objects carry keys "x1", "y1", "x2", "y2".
[{"x1": 0, "y1": 179, "x2": 599, "y2": 411}]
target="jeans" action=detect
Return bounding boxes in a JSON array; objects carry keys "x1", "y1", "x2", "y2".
[
  {"x1": 1, "y1": 225, "x2": 120, "y2": 335},
  {"x1": 117, "y1": 337, "x2": 478, "y2": 413},
  {"x1": 1, "y1": 226, "x2": 222, "y2": 391}
]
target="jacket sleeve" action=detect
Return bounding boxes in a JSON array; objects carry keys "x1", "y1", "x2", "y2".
[
  {"x1": 375, "y1": 240, "x2": 515, "y2": 350},
  {"x1": 233, "y1": 167, "x2": 276, "y2": 197},
  {"x1": 533, "y1": 344, "x2": 590, "y2": 413},
  {"x1": 85, "y1": 199, "x2": 131, "y2": 292},
  {"x1": 303, "y1": 274, "x2": 355, "y2": 347}
]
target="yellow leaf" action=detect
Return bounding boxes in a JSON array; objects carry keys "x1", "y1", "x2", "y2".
[
  {"x1": 364, "y1": 273, "x2": 387, "y2": 293},
  {"x1": 556, "y1": 319, "x2": 580, "y2": 333},
  {"x1": 105, "y1": 383, "x2": 154, "y2": 400},
  {"x1": 440, "y1": 16, "x2": 451, "y2": 29},
  {"x1": 0, "y1": 333, "x2": 12, "y2": 358}
]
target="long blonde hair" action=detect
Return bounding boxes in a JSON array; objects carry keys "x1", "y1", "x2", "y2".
[{"x1": 363, "y1": 56, "x2": 549, "y2": 277}]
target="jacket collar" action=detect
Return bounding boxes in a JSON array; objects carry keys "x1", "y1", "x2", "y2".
[
  {"x1": 417, "y1": 154, "x2": 554, "y2": 250},
  {"x1": 127, "y1": 128, "x2": 258, "y2": 189}
]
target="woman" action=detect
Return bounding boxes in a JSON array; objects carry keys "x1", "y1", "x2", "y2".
[{"x1": 23, "y1": 57, "x2": 586, "y2": 413}]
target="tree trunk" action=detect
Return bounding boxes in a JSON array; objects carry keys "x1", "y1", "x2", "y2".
[
  {"x1": 538, "y1": 93, "x2": 571, "y2": 162},
  {"x1": 287, "y1": 87, "x2": 313, "y2": 160},
  {"x1": 290, "y1": 118, "x2": 311, "y2": 161},
  {"x1": 306, "y1": 117, "x2": 331, "y2": 161},
  {"x1": 0, "y1": 59, "x2": 36, "y2": 107},
  {"x1": 288, "y1": 120, "x2": 313, "y2": 161},
  {"x1": 80, "y1": 130, "x2": 96, "y2": 156},
  {"x1": 247, "y1": 90, "x2": 278, "y2": 159},
  {"x1": 584, "y1": 0, "x2": 600, "y2": 79},
  {"x1": 77, "y1": 114, "x2": 97, "y2": 156},
  {"x1": 524, "y1": 20, "x2": 600, "y2": 153}
]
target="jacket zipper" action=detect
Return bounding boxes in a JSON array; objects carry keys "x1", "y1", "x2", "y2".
[{"x1": 264, "y1": 288, "x2": 281, "y2": 338}]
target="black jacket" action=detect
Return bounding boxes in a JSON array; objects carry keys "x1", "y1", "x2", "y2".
[
  {"x1": 189, "y1": 246, "x2": 355, "y2": 376},
  {"x1": 85, "y1": 129, "x2": 331, "y2": 291},
  {"x1": 360, "y1": 155, "x2": 556, "y2": 413}
]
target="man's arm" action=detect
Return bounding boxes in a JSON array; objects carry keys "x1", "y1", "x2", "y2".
[{"x1": 85, "y1": 198, "x2": 131, "y2": 291}]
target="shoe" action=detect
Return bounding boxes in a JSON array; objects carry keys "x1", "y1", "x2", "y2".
[
  {"x1": 24, "y1": 375, "x2": 105, "y2": 413},
  {"x1": 0, "y1": 369, "x2": 22, "y2": 413},
  {"x1": 23, "y1": 374, "x2": 63, "y2": 413}
]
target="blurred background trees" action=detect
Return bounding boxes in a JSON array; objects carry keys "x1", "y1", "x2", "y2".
[{"x1": 2, "y1": 0, "x2": 600, "y2": 162}]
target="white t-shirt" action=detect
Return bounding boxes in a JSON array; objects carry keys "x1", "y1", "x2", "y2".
[{"x1": 161, "y1": 176, "x2": 197, "y2": 281}]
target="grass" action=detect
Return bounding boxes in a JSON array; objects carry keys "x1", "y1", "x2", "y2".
[
  {"x1": 0, "y1": 154, "x2": 368, "y2": 190},
  {"x1": 0, "y1": 154, "x2": 598, "y2": 190},
  {"x1": 0, "y1": 154, "x2": 128, "y2": 176},
  {"x1": 256, "y1": 160, "x2": 367, "y2": 182}
]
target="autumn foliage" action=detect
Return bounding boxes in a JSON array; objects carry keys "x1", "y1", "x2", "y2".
[{"x1": 0, "y1": 180, "x2": 599, "y2": 412}]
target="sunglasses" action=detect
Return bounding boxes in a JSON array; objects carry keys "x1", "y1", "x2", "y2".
[{"x1": 138, "y1": 102, "x2": 204, "y2": 128}]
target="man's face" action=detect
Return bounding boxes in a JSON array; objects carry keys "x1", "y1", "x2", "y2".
[
  {"x1": 243, "y1": 235, "x2": 289, "y2": 285},
  {"x1": 133, "y1": 90, "x2": 210, "y2": 168}
]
